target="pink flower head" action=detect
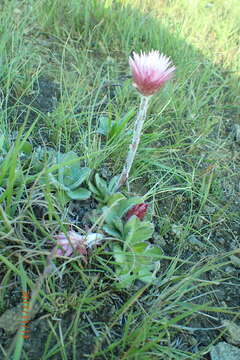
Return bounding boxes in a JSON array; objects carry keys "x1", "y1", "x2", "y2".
[
  {"x1": 54, "y1": 230, "x2": 87, "y2": 257},
  {"x1": 53, "y1": 231, "x2": 104, "y2": 259},
  {"x1": 126, "y1": 203, "x2": 149, "y2": 221},
  {"x1": 129, "y1": 50, "x2": 175, "y2": 96}
]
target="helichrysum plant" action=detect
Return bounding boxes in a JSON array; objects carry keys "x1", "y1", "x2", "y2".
[
  {"x1": 97, "y1": 109, "x2": 135, "y2": 144},
  {"x1": 88, "y1": 173, "x2": 120, "y2": 205},
  {"x1": 102, "y1": 196, "x2": 162, "y2": 288},
  {"x1": 48, "y1": 50, "x2": 175, "y2": 288},
  {"x1": 116, "y1": 50, "x2": 175, "y2": 189}
]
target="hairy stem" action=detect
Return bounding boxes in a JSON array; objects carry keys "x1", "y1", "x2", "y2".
[{"x1": 116, "y1": 95, "x2": 150, "y2": 189}]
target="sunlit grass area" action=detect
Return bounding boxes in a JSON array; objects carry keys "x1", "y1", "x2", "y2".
[{"x1": 0, "y1": 0, "x2": 239, "y2": 359}]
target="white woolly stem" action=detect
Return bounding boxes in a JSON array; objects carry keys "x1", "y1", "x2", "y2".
[{"x1": 116, "y1": 95, "x2": 150, "y2": 189}]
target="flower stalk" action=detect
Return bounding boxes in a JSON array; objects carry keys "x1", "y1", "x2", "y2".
[{"x1": 117, "y1": 95, "x2": 150, "y2": 188}]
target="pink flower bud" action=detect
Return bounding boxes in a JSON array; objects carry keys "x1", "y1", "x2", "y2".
[
  {"x1": 53, "y1": 231, "x2": 104, "y2": 258},
  {"x1": 54, "y1": 231, "x2": 87, "y2": 257},
  {"x1": 126, "y1": 203, "x2": 149, "y2": 221},
  {"x1": 129, "y1": 50, "x2": 175, "y2": 96}
]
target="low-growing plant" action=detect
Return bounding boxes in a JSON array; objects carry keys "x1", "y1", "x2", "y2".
[
  {"x1": 102, "y1": 196, "x2": 162, "y2": 288},
  {"x1": 40, "y1": 150, "x2": 91, "y2": 202},
  {"x1": 96, "y1": 109, "x2": 135, "y2": 143},
  {"x1": 88, "y1": 173, "x2": 120, "y2": 205},
  {"x1": 0, "y1": 130, "x2": 34, "y2": 191},
  {"x1": 0, "y1": 130, "x2": 33, "y2": 163}
]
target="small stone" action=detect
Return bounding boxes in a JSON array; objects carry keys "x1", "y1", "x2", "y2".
[
  {"x1": 106, "y1": 56, "x2": 115, "y2": 64},
  {"x1": 13, "y1": 8, "x2": 22, "y2": 15},
  {"x1": 171, "y1": 224, "x2": 183, "y2": 238},
  {"x1": 217, "y1": 289, "x2": 226, "y2": 301},
  {"x1": 216, "y1": 237, "x2": 225, "y2": 245},
  {"x1": 204, "y1": 206, "x2": 216, "y2": 214},
  {"x1": 230, "y1": 255, "x2": 240, "y2": 268},
  {"x1": 211, "y1": 342, "x2": 240, "y2": 360},
  {"x1": 0, "y1": 303, "x2": 39, "y2": 335},
  {"x1": 224, "y1": 266, "x2": 235, "y2": 274},
  {"x1": 188, "y1": 235, "x2": 205, "y2": 248},
  {"x1": 188, "y1": 335, "x2": 198, "y2": 346},
  {"x1": 100, "y1": 167, "x2": 112, "y2": 179},
  {"x1": 233, "y1": 124, "x2": 240, "y2": 144},
  {"x1": 0, "y1": 304, "x2": 22, "y2": 334},
  {"x1": 205, "y1": 3, "x2": 214, "y2": 8},
  {"x1": 222, "y1": 320, "x2": 240, "y2": 345},
  {"x1": 153, "y1": 233, "x2": 166, "y2": 246}
]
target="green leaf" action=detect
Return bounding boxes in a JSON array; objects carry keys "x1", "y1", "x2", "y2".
[
  {"x1": 89, "y1": 174, "x2": 122, "y2": 204},
  {"x1": 113, "y1": 244, "x2": 126, "y2": 265},
  {"x1": 57, "y1": 151, "x2": 78, "y2": 183},
  {"x1": 102, "y1": 224, "x2": 122, "y2": 239},
  {"x1": 46, "y1": 173, "x2": 69, "y2": 191},
  {"x1": 88, "y1": 181, "x2": 102, "y2": 197},
  {"x1": 138, "y1": 267, "x2": 155, "y2": 283},
  {"x1": 56, "y1": 190, "x2": 71, "y2": 206},
  {"x1": 21, "y1": 141, "x2": 33, "y2": 154},
  {"x1": 0, "y1": 134, "x2": 5, "y2": 152},
  {"x1": 104, "y1": 197, "x2": 143, "y2": 225},
  {"x1": 96, "y1": 116, "x2": 110, "y2": 136},
  {"x1": 132, "y1": 242, "x2": 148, "y2": 253},
  {"x1": 110, "y1": 109, "x2": 135, "y2": 141},
  {"x1": 95, "y1": 174, "x2": 109, "y2": 196},
  {"x1": 144, "y1": 246, "x2": 163, "y2": 258},
  {"x1": 117, "y1": 273, "x2": 135, "y2": 288},
  {"x1": 108, "y1": 175, "x2": 120, "y2": 193},
  {"x1": 102, "y1": 205, "x2": 118, "y2": 225},
  {"x1": 116, "y1": 197, "x2": 143, "y2": 218},
  {"x1": 68, "y1": 167, "x2": 91, "y2": 190},
  {"x1": 124, "y1": 216, "x2": 154, "y2": 244},
  {"x1": 107, "y1": 192, "x2": 125, "y2": 206},
  {"x1": 63, "y1": 167, "x2": 80, "y2": 187},
  {"x1": 112, "y1": 217, "x2": 124, "y2": 234},
  {"x1": 67, "y1": 187, "x2": 91, "y2": 200}
]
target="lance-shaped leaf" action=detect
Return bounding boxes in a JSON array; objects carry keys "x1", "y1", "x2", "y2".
[{"x1": 124, "y1": 216, "x2": 154, "y2": 246}]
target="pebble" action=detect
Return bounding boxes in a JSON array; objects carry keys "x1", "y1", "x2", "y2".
[
  {"x1": 0, "y1": 304, "x2": 22, "y2": 334},
  {"x1": 204, "y1": 206, "x2": 216, "y2": 214},
  {"x1": 216, "y1": 237, "x2": 225, "y2": 245},
  {"x1": 171, "y1": 224, "x2": 183, "y2": 238},
  {"x1": 188, "y1": 235, "x2": 205, "y2": 248},
  {"x1": 222, "y1": 320, "x2": 240, "y2": 345},
  {"x1": 211, "y1": 342, "x2": 240, "y2": 360},
  {"x1": 0, "y1": 303, "x2": 39, "y2": 335},
  {"x1": 224, "y1": 266, "x2": 235, "y2": 274},
  {"x1": 230, "y1": 255, "x2": 240, "y2": 268},
  {"x1": 233, "y1": 124, "x2": 240, "y2": 144}
]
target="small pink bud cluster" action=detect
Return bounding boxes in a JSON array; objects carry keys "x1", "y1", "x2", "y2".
[
  {"x1": 126, "y1": 203, "x2": 149, "y2": 221},
  {"x1": 54, "y1": 231, "x2": 87, "y2": 257},
  {"x1": 54, "y1": 231, "x2": 104, "y2": 258}
]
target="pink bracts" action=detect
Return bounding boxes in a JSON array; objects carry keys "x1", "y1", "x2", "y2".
[{"x1": 129, "y1": 50, "x2": 175, "y2": 96}]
